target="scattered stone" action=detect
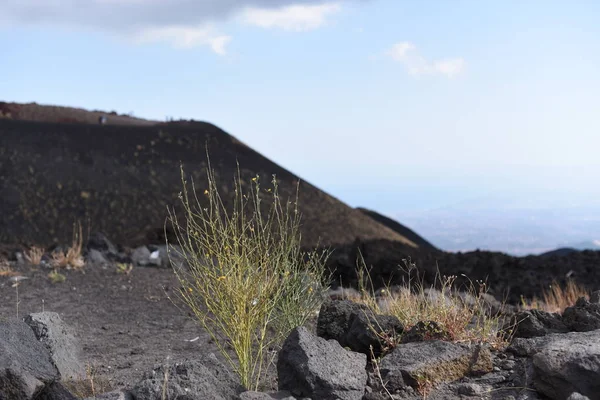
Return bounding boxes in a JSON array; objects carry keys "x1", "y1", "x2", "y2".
[
  {"x1": 562, "y1": 297, "x2": 600, "y2": 332},
  {"x1": 158, "y1": 244, "x2": 187, "y2": 269},
  {"x1": 0, "y1": 319, "x2": 59, "y2": 400},
  {"x1": 379, "y1": 340, "x2": 493, "y2": 392},
  {"x1": 498, "y1": 359, "x2": 516, "y2": 371},
  {"x1": 316, "y1": 300, "x2": 369, "y2": 343},
  {"x1": 567, "y1": 393, "x2": 591, "y2": 400},
  {"x1": 87, "y1": 232, "x2": 118, "y2": 256},
  {"x1": 278, "y1": 327, "x2": 367, "y2": 400},
  {"x1": 83, "y1": 390, "x2": 133, "y2": 400},
  {"x1": 239, "y1": 391, "x2": 298, "y2": 400},
  {"x1": 589, "y1": 290, "x2": 600, "y2": 304},
  {"x1": 454, "y1": 382, "x2": 486, "y2": 396},
  {"x1": 401, "y1": 321, "x2": 451, "y2": 343},
  {"x1": 36, "y1": 381, "x2": 78, "y2": 400},
  {"x1": 148, "y1": 249, "x2": 161, "y2": 267},
  {"x1": 474, "y1": 371, "x2": 508, "y2": 385},
  {"x1": 23, "y1": 312, "x2": 86, "y2": 381},
  {"x1": 131, "y1": 246, "x2": 151, "y2": 267},
  {"x1": 344, "y1": 309, "x2": 403, "y2": 356},
  {"x1": 131, "y1": 354, "x2": 243, "y2": 400},
  {"x1": 316, "y1": 299, "x2": 403, "y2": 356},
  {"x1": 509, "y1": 310, "x2": 569, "y2": 338},
  {"x1": 86, "y1": 249, "x2": 110, "y2": 266}
]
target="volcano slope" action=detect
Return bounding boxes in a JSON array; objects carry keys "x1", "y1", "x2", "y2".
[{"x1": 0, "y1": 118, "x2": 417, "y2": 253}]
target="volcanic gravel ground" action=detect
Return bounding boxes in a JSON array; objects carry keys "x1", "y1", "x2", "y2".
[{"x1": 0, "y1": 261, "x2": 235, "y2": 391}]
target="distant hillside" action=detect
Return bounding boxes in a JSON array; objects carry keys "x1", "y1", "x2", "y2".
[
  {"x1": 357, "y1": 208, "x2": 437, "y2": 250},
  {"x1": 0, "y1": 109, "x2": 418, "y2": 250},
  {"x1": 0, "y1": 101, "x2": 157, "y2": 126},
  {"x1": 555, "y1": 240, "x2": 600, "y2": 252}
]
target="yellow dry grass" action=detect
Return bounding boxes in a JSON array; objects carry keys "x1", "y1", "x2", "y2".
[
  {"x1": 522, "y1": 280, "x2": 589, "y2": 314},
  {"x1": 0, "y1": 259, "x2": 17, "y2": 277},
  {"x1": 51, "y1": 222, "x2": 85, "y2": 269},
  {"x1": 24, "y1": 246, "x2": 44, "y2": 265},
  {"x1": 348, "y1": 255, "x2": 511, "y2": 350}
]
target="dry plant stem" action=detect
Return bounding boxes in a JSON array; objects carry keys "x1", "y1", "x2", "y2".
[
  {"x1": 370, "y1": 345, "x2": 393, "y2": 400},
  {"x1": 161, "y1": 357, "x2": 170, "y2": 400},
  {"x1": 86, "y1": 365, "x2": 95, "y2": 397},
  {"x1": 168, "y1": 157, "x2": 329, "y2": 390},
  {"x1": 15, "y1": 283, "x2": 19, "y2": 319}
]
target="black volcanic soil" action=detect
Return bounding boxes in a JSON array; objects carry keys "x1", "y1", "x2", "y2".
[
  {"x1": 0, "y1": 118, "x2": 416, "y2": 251},
  {"x1": 0, "y1": 261, "x2": 229, "y2": 392}
]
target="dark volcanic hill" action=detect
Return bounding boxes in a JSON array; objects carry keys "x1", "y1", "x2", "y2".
[
  {"x1": 0, "y1": 118, "x2": 418, "y2": 251},
  {"x1": 357, "y1": 207, "x2": 437, "y2": 251}
]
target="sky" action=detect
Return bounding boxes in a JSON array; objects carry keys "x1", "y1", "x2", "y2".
[{"x1": 2, "y1": 0, "x2": 600, "y2": 251}]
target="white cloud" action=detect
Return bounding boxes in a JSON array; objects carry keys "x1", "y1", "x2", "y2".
[
  {"x1": 432, "y1": 58, "x2": 465, "y2": 78},
  {"x1": 134, "y1": 25, "x2": 231, "y2": 55},
  {"x1": 239, "y1": 3, "x2": 342, "y2": 31},
  {"x1": 387, "y1": 41, "x2": 465, "y2": 78},
  {"x1": 0, "y1": 0, "x2": 350, "y2": 52}
]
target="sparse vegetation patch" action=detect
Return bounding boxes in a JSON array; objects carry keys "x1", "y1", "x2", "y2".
[
  {"x1": 168, "y1": 160, "x2": 330, "y2": 390},
  {"x1": 349, "y1": 254, "x2": 511, "y2": 349}
]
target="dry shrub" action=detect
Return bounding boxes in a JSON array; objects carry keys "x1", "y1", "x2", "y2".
[
  {"x1": 169, "y1": 162, "x2": 330, "y2": 390},
  {"x1": 51, "y1": 222, "x2": 85, "y2": 269},
  {"x1": 0, "y1": 259, "x2": 17, "y2": 277},
  {"x1": 350, "y1": 254, "x2": 510, "y2": 349},
  {"x1": 522, "y1": 280, "x2": 589, "y2": 314},
  {"x1": 24, "y1": 246, "x2": 44, "y2": 265}
]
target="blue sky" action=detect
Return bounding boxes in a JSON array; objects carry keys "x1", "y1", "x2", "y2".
[{"x1": 2, "y1": 0, "x2": 600, "y2": 219}]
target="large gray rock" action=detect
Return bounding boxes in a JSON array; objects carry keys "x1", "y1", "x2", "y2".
[
  {"x1": 84, "y1": 390, "x2": 133, "y2": 400},
  {"x1": 379, "y1": 340, "x2": 493, "y2": 392},
  {"x1": 36, "y1": 382, "x2": 78, "y2": 400},
  {"x1": 23, "y1": 312, "x2": 86, "y2": 381},
  {"x1": 344, "y1": 310, "x2": 403, "y2": 356},
  {"x1": 509, "y1": 310, "x2": 569, "y2": 338},
  {"x1": 316, "y1": 300, "x2": 402, "y2": 356},
  {"x1": 529, "y1": 330, "x2": 600, "y2": 400},
  {"x1": 131, "y1": 354, "x2": 243, "y2": 400},
  {"x1": 562, "y1": 297, "x2": 600, "y2": 332},
  {"x1": 317, "y1": 300, "x2": 368, "y2": 343},
  {"x1": 0, "y1": 319, "x2": 59, "y2": 400},
  {"x1": 277, "y1": 327, "x2": 367, "y2": 400}
]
